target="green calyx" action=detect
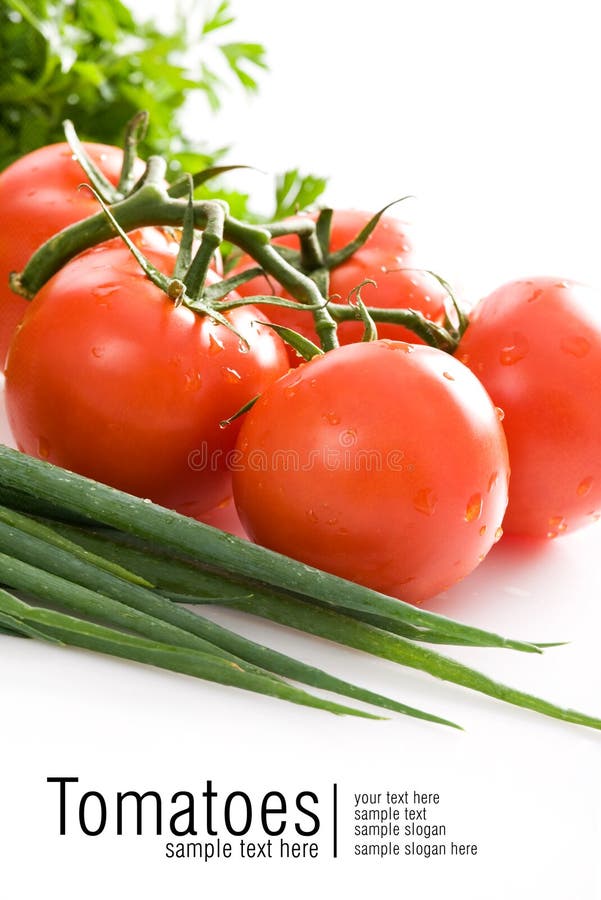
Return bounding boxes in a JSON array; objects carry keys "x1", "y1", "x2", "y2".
[{"x1": 10, "y1": 114, "x2": 469, "y2": 356}]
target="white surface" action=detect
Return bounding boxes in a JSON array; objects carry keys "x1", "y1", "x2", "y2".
[{"x1": 2, "y1": 2, "x2": 601, "y2": 898}]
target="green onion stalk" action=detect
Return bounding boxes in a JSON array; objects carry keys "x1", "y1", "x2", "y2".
[{"x1": 1, "y1": 445, "x2": 600, "y2": 731}]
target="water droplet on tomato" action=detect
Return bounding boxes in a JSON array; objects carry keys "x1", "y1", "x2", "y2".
[
  {"x1": 577, "y1": 476, "x2": 593, "y2": 497},
  {"x1": 284, "y1": 386, "x2": 297, "y2": 399},
  {"x1": 495, "y1": 406, "x2": 505, "y2": 422},
  {"x1": 548, "y1": 515, "x2": 567, "y2": 533},
  {"x1": 499, "y1": 333, "x2": 529, "y2": 365},
  {"x1": 527, "y1": 288, "x2": 544, "y2": 302},
  {"x1": 184, "y1": 371, "x2": 202, "y2": 391},
  {"x1": 208, "y1": 334, "x2": 224, "y2": 355},
  {"x1": 221, "y1": 366, "x2": 241, "y2": 384},
  {"x1": 413, "y1": 488, "x2": 437, "y2": 516},
  {"x1": 37, "y1": 437, "x2": 50, "y2": 459},
  {"x1": 494, "y1": 526, "x2": 503, "y2": 542},
  {"x1": 479, "y1": 525, "x2": 487, "y2": 537},
  {"x1": 91, "y1": 346, "x2": 104, "y2": 359},
  {"x1": 93, "y1": 284, "x2": 119, "y2": 298},
  {"x1": 465, "y1": 493, "x2": 483, "y2": 522},
  {"x1": 488, "y1": 472, "x2": 498, "y2": 492},
  {"x1": 443, "y1": 371, "x2": 455, "y2": 381},
  {"x1": 324, "y1": 412, "x2": 340, "y2": 425},
  {"x1": 327, "y1": 517, "x2": 338, "y2": 526},
  {"x1": 554, "y1": 281, "x2": 569, "y2": 288},
  {"x1": 306, "y1": 509, "x2": 319, "y2": 523},
  {"x1": 398, "y1": 575, "x2": 416, "y2": 586},
  {"x1": 238, "y1": 340, "x2": 249, "y2": 354},
  {"x1": 560, "y1": 335, "x2": 591, "y2": 358}
]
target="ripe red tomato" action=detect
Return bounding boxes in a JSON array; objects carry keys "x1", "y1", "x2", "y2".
[
  {"x1": 5, "y1": 237, "x2": 289, "y2": 516},
  {"x1": 233, "y1": 210, "x2": 448, "y2": 356},
  {"x1": 0, "y1": 141, "x2": 145, "y2": 364},
  {"x1": 458, "y1": 277, "x2": 601, "y2": 538},
  {"x1": 232, "y1": 341, "x2": 509, "y2": 605}
]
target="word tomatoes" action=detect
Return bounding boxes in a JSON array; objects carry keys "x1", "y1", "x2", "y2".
[
  {"x1": 5, "y1": 235, "x2": 289, "y2": 516},
  {"x1": 459, "y1": 277, "x2": 601, "y2": 538},
  {"x1": 232, "y1": 340, "x2": 509, "y2": 605}
]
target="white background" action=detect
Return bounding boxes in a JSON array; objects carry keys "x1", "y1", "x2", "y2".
[{"x1": 1, "y1": 1, "x2": 600, "y2": 898}]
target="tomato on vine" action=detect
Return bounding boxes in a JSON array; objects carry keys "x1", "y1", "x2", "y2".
[
  {"x1": 5, "y1": 237, "x2": 289, "y2": 516},
  {"x1": 232, "y1": 340, "x2": 509, "y2": 605},
  {"x1": 232, "y1": 210, "x2": 449, "y2": 359},
  {"x1": 0, "y1": 140, "x2": 148, "y2": 363},
  {"x1": 458, "y1": 277, "x2": 601, "y2": 538}
]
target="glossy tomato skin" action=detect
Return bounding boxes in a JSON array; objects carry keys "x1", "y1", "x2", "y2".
[
  {"x1": 233, "y1": 210, "x2": 448, "y2": 357},
  {"x1": 233, "y1": 341, "x2": 509, "y2": 605},
  {"x1": 0, "y1": 141, "x2": 143, "y2": 363},
  {"x1": 5, "y1": 238, "x2": 289, "y2": 516},
  {"x1": 458, "y1": 277, "x2": 601, "y2": 538}
]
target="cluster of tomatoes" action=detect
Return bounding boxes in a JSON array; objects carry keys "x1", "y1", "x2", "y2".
[{"x1": 1, "y1": 140, "x2": 600, "y2": 607}]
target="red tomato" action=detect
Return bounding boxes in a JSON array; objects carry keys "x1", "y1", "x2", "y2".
[
  {"x1": 232, "y1": 341, "x2": 509, "y2": 605},
  {"x1": 458, "y1": 277, "x2": 601, "y2": 538},
  {"x1": 233, "y1": 210, "x2": 448, "y2": 357},
  {"x1": 5, "y1": 238, "x2": 289, "y2": 516},
  {"x1": 0, "y1": 141, "x2": 146, "y2": 364},
  {"x1": 197, "y1": 495, "x2": 248, "y2": 538}
]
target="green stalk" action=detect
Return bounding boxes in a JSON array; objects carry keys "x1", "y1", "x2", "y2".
[
  {"x1": 0, "y1": 483, "x2": 93, "y2": 524},
  {"x1": 0, "y1": 446, "x2": 540, "y2": 653},
  {"x1": 50, "y1": 523, "x2": 496, "y2": 647},
  {"x1": 12, "y1": 186, "x2": 340, "y2": 350},
  {"x1": 0, "y1": 511, "x2": 457, "y2": 727},
  {"x1": 0, "y1": 550, "x2": 246, "y2": 665},
  {"x1": 36, "y1": 517, "x2": 601, "y2": 731},
  {"x1": 0, "y1": 506, "x2": 153, "y2": 588},
  {"x1": 0, "y1": 594, "x2": 377, "y2": 719},
  {"x1": 0, "y1": 590, "x2": 63, "y2": 643},
  {"x1": 328, "y1": 302, "x2": 458, "y2": 352},
  {"x1": 215, "y1": 595, "x2": 601, "y2": 731}
]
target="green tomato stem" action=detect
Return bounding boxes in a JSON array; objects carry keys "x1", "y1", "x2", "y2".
[
  {"x1": 328, "y1": 302, "x2": 458, "y2": 352},
  {"x1": 183, "y1": 203, "x2": 225, "y2": 299},
  {"x1": 12, "y1": 183, "x2": 340, "y2": 351},
  {"x1": 117, "y1": 111, "x2": 149, "y2": 196}
]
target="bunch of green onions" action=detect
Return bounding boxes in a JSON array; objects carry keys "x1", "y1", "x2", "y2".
[{"x1": 0, "y1": 444, "x2": 599, "y2": 731}]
